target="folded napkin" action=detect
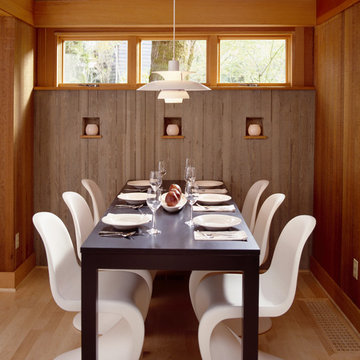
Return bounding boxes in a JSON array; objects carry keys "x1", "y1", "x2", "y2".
[
  {"x1": 193, "y1": 204, "x2": 236, "y2": 212},
  {"x1": 198, "y1": 188, "x2": 228, "y2": 194},
  {"x1": 194, "y1": 230, "x2": 247, "y2": 241}
]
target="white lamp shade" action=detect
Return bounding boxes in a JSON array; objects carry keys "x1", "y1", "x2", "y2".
[
  {"x1": 164, "y1": 98, "x2": 184, "y2": 103},
  {"x1": 158, "y1": 90, "x2": 190, "y2": 100}
]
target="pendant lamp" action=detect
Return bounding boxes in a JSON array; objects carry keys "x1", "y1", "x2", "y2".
[{"x1": 137, "y1": 0, "x2": 210, "y2": 103}]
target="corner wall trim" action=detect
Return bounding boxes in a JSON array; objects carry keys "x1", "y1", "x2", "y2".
[
  {"x1": 310, "y1": 256, "x2": 360, "y2": 333},
  {"x1": 0, "y1": 253, "x2": 36, "y2": 290}
]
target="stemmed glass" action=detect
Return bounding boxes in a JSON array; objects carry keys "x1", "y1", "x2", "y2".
[
  {"x1": 185, "y1": 182, "x2": 199, "y2": 227},
  {"x1": 185, "y1": 166, "x2": 196, "y2": 184},
  {"x1": 184, "y1": 158, "x2": 194, "y2": 182},
  {"x1": 149, "y1": 170, "x2": 162, "y2": 191},
  {"x1": 158, "y1": 160, "x2": 166, "y2": 179},
  {"x1": 146, "y1": 188, "x2": 162, "y2": 235}
]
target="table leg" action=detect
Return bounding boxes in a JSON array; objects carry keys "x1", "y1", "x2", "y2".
[
  {"x1": 81, "y1": 256, "x2": 98, "y2": 360},
  {"x1": 242, "y1": 257, "x2": 259, "y2": 360}
]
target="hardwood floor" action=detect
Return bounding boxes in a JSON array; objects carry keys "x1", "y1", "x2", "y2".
[{"x1": 0, "y1": 268, "x2": 359, "y2": 360}]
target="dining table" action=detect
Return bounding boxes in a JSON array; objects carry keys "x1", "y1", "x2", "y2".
[{"x1": 81, "y1": 179, "x2": 260, "y2": 360}]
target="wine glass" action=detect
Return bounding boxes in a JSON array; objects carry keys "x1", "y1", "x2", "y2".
[
  {"x1": 185, "y1": 182, "x2": 199, "y2": 227},
  {"x1": 185, "y1": 166, "x2": 196, "y2": 184},
  {"x1": 158, "y1": 160, "x2": 166, "y2": 179},
  {"x1": 149, "y1": 170, "x2": 162, "y2": 191},
  {"x1": 146, "y1": 188, "x2": 162, "y2": 235},
  {"x1": 184, "y1": 158, "x2": 194, "y2": 182}
]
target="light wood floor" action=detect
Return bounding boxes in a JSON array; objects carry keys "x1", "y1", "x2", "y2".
[{"x1": 0, "y1": 268, "x2": 359, "y2": 360}]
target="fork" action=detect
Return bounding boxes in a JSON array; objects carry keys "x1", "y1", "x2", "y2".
[
  {"x1": 115, "y1": 204, "x2": 144, "y2": 209},
  {"x1": 123, "y1": 188, "x2": 148, "y2": 192},
  {"x1": 99, "y1": 230, "x2": 136, "y2": 238}
]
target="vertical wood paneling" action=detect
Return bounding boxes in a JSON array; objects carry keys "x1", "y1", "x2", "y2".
[
  {"x1": 313, "y1": 14, "x2": 344, "y2": 285},
  {"x1": 271, "y1": 90, "x2": 315, "y2": 268},
  {"x1": 13, "y1": 19, "x2": 35, "y2": 268},
  {"x1": 0, "y1": 16, "x2": 34, "y2": 272},
  {"x1": 34, "y1": 89, "x2": 315, "y2": 266},
  {"x1": 0, "y1": 17, "x2": 15, "y2": 271},
  {"x1": 313, "y1": 1, "x2": 360, "y2": 310},
  {"x1": 341, "y1": 4, "x2": 360, "y2": 307}
]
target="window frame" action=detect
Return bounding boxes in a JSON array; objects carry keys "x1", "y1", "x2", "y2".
[{"x1": 54, "y1": 32, "x2": 294, "y2": 89}]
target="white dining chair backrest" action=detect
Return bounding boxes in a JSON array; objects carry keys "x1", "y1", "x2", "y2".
[
  {"x1": 32, "y1": 212, "x2": 81, "y2": 311},
  {"x1": 241, "y1": 180, "x2": 269, "y2": 232},
  {"x1": 188, "y1": 192, "x2": 284, "y2": 314},
  {"x1": 62, "y1": 191, "x2": 94, "y2": 261},
  {"x1": 260, "y1": 215, "x2": 316, "y2": 316},
  {"x1": 252, "y1": 193, "x2": 285, "y2": 265},
  {"x1": 81, "y1": 179, "x2": 106, "y2": 225}
]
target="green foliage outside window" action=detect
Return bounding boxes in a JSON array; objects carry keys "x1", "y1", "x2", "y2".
[
  {"x1": 220, "y1": 39, "x2": 286, "y2": 83},
  {"x1": 62, "y1": 38, "x2": 287, "y2": 85},
  {"x1": 63, "y1": 40, "x2": 128, "y2": 83}
]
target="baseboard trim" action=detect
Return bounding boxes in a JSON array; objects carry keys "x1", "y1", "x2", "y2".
[
  {"x1": 0, "y1": 253, "x2": 36, "y2": 290},
  {"x1": 310, "y1": 256, "x2": 360, "y2": 333}
]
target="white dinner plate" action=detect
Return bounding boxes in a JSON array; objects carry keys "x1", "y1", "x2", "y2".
[
  {"x1": 102, "y1": 213, "x2": 151, "y2": 230},
  {"x1": 127, "y1": 180, "x2": 151, "y2": 188},
  {"x1": 195, "y1": 180, "x2": 224, "y2": 188},
  {"x1": 193, "y1": 214, "x2": 242, "y2": 230},
  {"x1": 197, "y1": 194, "x2": 232, "y2": 205},
  {"x1": 161, "y1": 193, "x2": 187, "y2": 213},
  {"x1": 117, "y1": 192, "x2": 148, "y2": 204}
]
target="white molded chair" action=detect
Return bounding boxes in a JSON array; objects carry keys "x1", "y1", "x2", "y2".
[
  {"x1": 189, "y1": 193, "x2": 285, "y2": 320},
  {"x1": 32, "y1": 212, "x2": 151, "y2": 359},
  {"x1": 62, "y1": 191, "x2": 154, "y2": 291},
  {"x1": 193, "y1": 215, "x2": 316, "y2": 360},
  {"x1": 63, "y1": 191, "x2": 157, "y2": 283},
  {"x1": 208, "y1": 322, "x2": 281, "y2": 360},
  {"x1": 62, "y1": 191, "x2": 93, "y2": 261},
  {"x1": 81, "y1": 178, "x2": 106, "y2": 225},
  {"x1": 241, "y1": 179, "x2": 269, "y2": 232}
]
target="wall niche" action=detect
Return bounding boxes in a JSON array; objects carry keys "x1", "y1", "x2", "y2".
[{"x1": 162, "y1": 117, "x2": 184, "y2": 139}]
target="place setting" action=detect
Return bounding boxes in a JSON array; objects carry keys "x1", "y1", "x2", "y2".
[
  {"x1": 118, "y1": 163, "x2": 165, "y2": 205},
  {"x1": 101, "y1": 163, "x2": 168, "y2": 237},
  {"x1": 179, "y1": 159, "x2": 247, "y2": 241},
  {"x1": 193, "y1": 193, "x2": 235, "y2": 212},
  {"x1": 192, "y1": 214, "x2": 247, "y2": 242}
]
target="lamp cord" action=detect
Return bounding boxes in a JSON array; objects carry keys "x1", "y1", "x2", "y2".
[{"x1": 173, "y1": 0, "x2": 175, "y2": 60}]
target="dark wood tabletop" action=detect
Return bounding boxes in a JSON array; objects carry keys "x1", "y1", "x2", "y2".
[{"x1": 81, "y1": 179, "x2": 260, "y2": 359}]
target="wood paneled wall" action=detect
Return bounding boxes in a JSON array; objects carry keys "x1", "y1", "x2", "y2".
[
  {"x1": 313, "y1": 1, "x2": 360, "y2": 310},
  {"x1": 33, "y1": 0, "x2": 316, "y2": 28},
  {"x1": 341, "y1": 3, "x2": 360, "y2": 305},
  {"x1": 0, "y1": 16, "x2": 35, "y2": 274},
  {"x1": 313, "y1": 14, "x2": 344, "y2": 285},
  {"x1": 0, "y1": 16, "x2": 16, "y2": 272},
  {"x1": 317, "y1": 0, "x2": 360, "y2": 24},
  {"x1": 0, "y1": 0, "x2": 33, "y2": 25},
  {"x1": 14, "y1": 19, "x2": 35, "y2": 269},
  {"x1": 34, "y1": 89, "x2": 315, "y2": 268}
]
